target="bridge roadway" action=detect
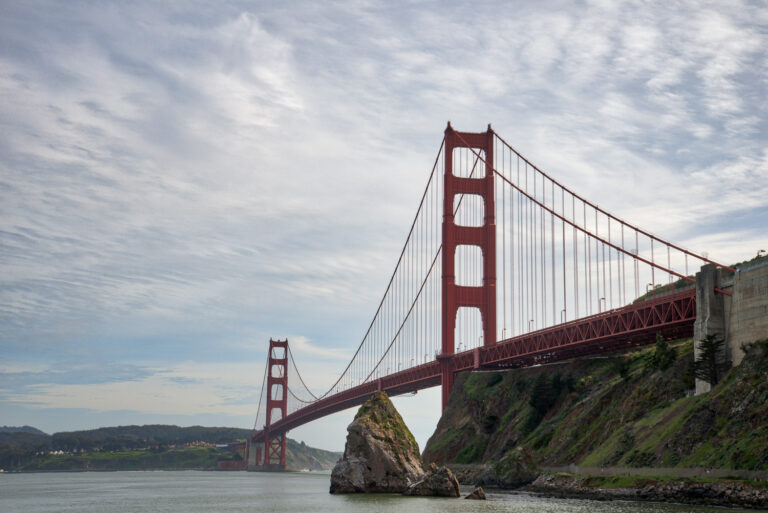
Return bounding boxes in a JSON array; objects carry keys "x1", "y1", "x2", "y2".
[{"x1": 252, "y1": 288, "x2": 695, "y2": 443}]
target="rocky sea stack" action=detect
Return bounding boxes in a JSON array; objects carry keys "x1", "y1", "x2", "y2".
[{"x1": 330, "y1": 391, "x2": 423, "y2": 494}]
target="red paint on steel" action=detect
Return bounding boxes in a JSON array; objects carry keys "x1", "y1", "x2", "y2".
[
  {"x1": 263, "y1": 338, "x2": 288, "y2": 467},
  {"x1": 440, "y1": 123, "x2": 496, "y2": 411},
  {"x1": 252, "y1": 290, "x2": 696, "y2": 443}
]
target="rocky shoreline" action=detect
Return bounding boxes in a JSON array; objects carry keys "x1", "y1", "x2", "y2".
[
  {"x1": 526, "y1": 473, "x2": 768, "y2": 509},
  {"x1": 448, "y1": 465, "x2": 767, "y2": 509},
  {"x1": 327, "y1": 390, "x2": 767, "y2": 508}
]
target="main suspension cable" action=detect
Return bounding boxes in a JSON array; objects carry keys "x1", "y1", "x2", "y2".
[{"x1": 305, "y1": 139, "x2": 445, "y2": 401}]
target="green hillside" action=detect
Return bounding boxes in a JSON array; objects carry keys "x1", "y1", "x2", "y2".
[
  {"x1": 50, "y1": 424, "x2": 251, "y2": 451},
  {"x1": 424, "y1": 338, "x2": 768, "y2": 470},
  {"x1": 0, "y1": 424, "x2": 340, "y2": 472}
]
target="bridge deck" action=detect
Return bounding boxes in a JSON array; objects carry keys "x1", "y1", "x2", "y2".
[{"x1": 252, "y1": 289, "x2": 695, "y2": 442}]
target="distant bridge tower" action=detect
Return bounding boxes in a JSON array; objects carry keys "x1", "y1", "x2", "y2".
[
  {"x1": 439, "y1": 124, "x2": 497, "y2": 410},
  {"x1": 263, "y1": 338, "x2": 288, "y2": 468}
]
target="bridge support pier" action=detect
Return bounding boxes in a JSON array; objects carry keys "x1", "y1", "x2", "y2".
[
  {"x1": 694, "y1": 264, "x2": 728, "y2": 395},
  {"x1": 727, "y1": 258, "x2": 768, "y2": 367},
  {"x1": 437, "y1": 353, "x2": 454, "y2": 409},
  {"x1": 264, "y1": 430, "x2": 287, "y2": 467},
  {"x1": 246, "y1": 438, "x2": 260, "y2": 468}
]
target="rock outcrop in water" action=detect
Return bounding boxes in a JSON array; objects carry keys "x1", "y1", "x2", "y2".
[
  {"x1": 402, "y1": 463, "x2": 460, "y2": 497},
  {"x1": 330, "y1": 392, "x2": 423, "y2": 494},
  {"x1": 464, "y1": 486, "x2": 486, "y2": 500}
]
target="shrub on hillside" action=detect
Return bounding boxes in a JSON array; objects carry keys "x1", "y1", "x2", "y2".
[
  {"x1": 525, "y1": 373, "x2": 567, "y2": 432},
  {"x1": 612, "y1": 357, "x2": 632, "y2": 380},
  {"x1": 645, "y1": 333, "x2": 677, "y2": 372}
]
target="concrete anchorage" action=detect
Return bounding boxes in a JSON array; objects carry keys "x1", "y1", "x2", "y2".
[
  {"x1": 694, "y1": 259, "x2": 768, "y2": 395},
  {"x1": 693, "y1": 264, "x2": 727, "y2": 395}
]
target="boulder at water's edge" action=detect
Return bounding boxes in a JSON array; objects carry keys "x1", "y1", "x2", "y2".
[
  {"x1": 493, "y1": 446, "x2": 539, "y2": 488},
  {"x1": 403, "y1": 463, "x2": 460, "y2": 497},
  {"x1": 330, "y1": 392, "x2": 423, "y2": 493},
  {"x1": 465, "y1": 486, "x2": 487, "y2": 500}
]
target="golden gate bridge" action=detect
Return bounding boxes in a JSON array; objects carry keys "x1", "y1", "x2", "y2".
[{"x1": 244, "y1": 124, "x2": 733, "y2": 469}]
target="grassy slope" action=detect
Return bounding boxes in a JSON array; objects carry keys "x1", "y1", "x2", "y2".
[{"x1": 423, "y1": 339, "x2": 768, "y2": 470}]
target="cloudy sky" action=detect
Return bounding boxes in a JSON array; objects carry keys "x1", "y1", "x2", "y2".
[{"x1": 1, "y1": 0, "x2": 766, "y2": 451}]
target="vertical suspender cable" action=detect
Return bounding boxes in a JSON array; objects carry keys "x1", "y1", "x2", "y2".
[
  {"x1": 595, "y1": 210, "x2": 600, "y2": 312},
  {"x1": 667, "y1": 246, "x2": 672, "y2": 284},
  {"x1": 651, "y1": 238, "x2": 655, "y2": 293},
  {"x1": 584, "y1": 202, "x2": 589, "y2": 315},
  {"x1": 540, "y1": 175, "x2": 544, "y2": 326},
  {"x1": 608, "y1": 218, "x2": 613, "y2": 309},
  {"x1": 619, "y1": 223, "x2": 627, "y2": 306},
  {"x1": 502, "y1": 152, "x2": 507, "y2": 336},
  {"x1": 527, "y1": 163, "x2": 531, "y2": 330},
  {"x1": 561, "y1": 187, "x2": 567, "y2": 323},
  {"x1": 573, "y1": 194, "x2": 578, "y2": 318},
  {"x1": 634, "y1": 231, "x2": 639, "y2": 299},
  {"x1": 551, "y1": 180, "x2": 555, "y2": 327},
  {"x1": 532, "y1": 171, "x2": 536, "y2": 328},
  {"x1": 518, "y1": 156, "x2": 522, "y2": 335},
  {"x1": 510, "y1": 152, "x2": 514, "y2": 337}
]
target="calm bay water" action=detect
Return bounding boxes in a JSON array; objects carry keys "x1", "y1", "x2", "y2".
[{"x1": 0, "y1": 471, "x2": 757, "y2": 513}]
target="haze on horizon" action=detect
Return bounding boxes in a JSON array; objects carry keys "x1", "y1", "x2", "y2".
[{"x1": 1, "y1": 1, "x2": 766, "y2": 452}]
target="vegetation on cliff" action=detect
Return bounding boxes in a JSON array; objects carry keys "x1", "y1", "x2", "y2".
[
  {"x1": 353, "y1": 391, "x2": 420, "y2": 458},
  {"x1": 424, "y1": 338, "x2": 768, "y2": 471}
]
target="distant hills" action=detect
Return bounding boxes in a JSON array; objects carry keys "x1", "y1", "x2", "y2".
[
  {"x1": 0, "y1": 424, "x2": 340, "y2": 472},
  {"x1": 50, "y1": 424, "x2": 253, "y2": 450},
  {"x1": 0, "y1": 426, "x2": 48, "y2": 435}
]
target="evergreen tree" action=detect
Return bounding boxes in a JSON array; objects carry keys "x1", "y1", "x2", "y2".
[
  {"x1": 694, "y1": 334, "x2": 729, "y2": 387},
  {"x1": 645, "y1": 333, "x2": 677, "y2": 372}
]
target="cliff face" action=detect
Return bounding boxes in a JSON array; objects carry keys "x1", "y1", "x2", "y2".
[
  {"x1": 330, "y1": 391, "x2": 424, "y2": 493},
  {"x1": 423, "y1": 338, "x2": 768, "y2": 471}
]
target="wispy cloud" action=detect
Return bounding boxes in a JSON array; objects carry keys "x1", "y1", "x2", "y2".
[{"x1": 0, "y1": 0, "x2": 765, "y2": 449}]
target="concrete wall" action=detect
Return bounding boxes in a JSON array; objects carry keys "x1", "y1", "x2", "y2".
[
  {"x1": 694, "y1": 259, "x2": 768, "y2": 394},
  {"x1": 247, "y1": 439, "x2": 257, "y2": 469},
  {"x1": 693, "y1": 264, "x2": 727, "y2": 394},
  {"x1": 727, "y1": 259, "x2": 768, "y2": 366}
]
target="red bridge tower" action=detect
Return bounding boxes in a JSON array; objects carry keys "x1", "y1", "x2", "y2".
[
  {"x1": 263, "y1": 338, "x2": 288, "y2": 468},
  {"x1": 440, "y1": 124, "x2": 497, "y2": 411}
]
